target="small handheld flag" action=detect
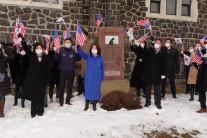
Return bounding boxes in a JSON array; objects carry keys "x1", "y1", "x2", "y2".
[
  {"x1": 199, "y1": 35, "x2": 207, "y2": 46},
  {"x1": 63, "y1": 31, "x2": 71, "y2": 40},
  {"x1": 137, "y1": 19, "x2": 151, "y2": 29},
  {"x1": 135, "y1": 32, "x2": 150, "y2": 46},
  {"x1": 192, "y1": 49, "x2": 203, "y2": 65},
  {"x1": 96, "y1": 14, "x2": 103, "y2": 27},
  {"x1": 13, "y1": 17, "x2": 26, "y2": 46},
  {"x1": 54, "y1": 29, "x2": 60, "y2": 50},
  {"x1": 174, "y1": 38, "x2": 182, "y2": 44},
  {"x1": 77, "y1": 24, "x2": 86, "y2": 46},
  {"x1": 125, "y1": 28, "x2": 134, "y2": 41},
  {"x1": 183, "y1": 54, "x2": 190, "y2": 66},
  {"x1": 43, "y1": 35, "x2": 50, "y2": 51}
]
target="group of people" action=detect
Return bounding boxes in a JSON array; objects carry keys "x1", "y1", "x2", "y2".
[
  {"x1": 129, "y1": 36, "x2": 207, "y2": 111},
  {"x1": 0, "y1": 29, "x2": 105, "y2": 118}
]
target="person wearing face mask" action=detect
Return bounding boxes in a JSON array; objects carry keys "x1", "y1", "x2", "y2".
[
  {"x1": 0, "y1": 43, "x2": 15, "y2": 118},
  {"x1": 129, "y1": 40, "x2": 147, "y2": 97},
  {"x1": 53, "y1": 38, "x2": 81, "y2": 106},
  {"x1": 18, "y1": 34, "x2": 52, "y2": 118},
  {"x1": 194, "y1": 40, "x2": 207, "y2": 113},
  {"x1": 180, "y1": 46, "x2": 194, "y2": 95},
  {"x1": 77, "y1": 43, "x2": 104, "y2": 111},
  {"x1": 142, "y1": 39, "x2": 167, "y2": 109},
  {"x1": 48, "y1": 44, "x2": 60, "y2": 103},
  {"x1": 161, "y1": 38, "x2": 180, "y2": 99},
  {"x1": 12, "y1": 47, "x2": 29, "y2": 107}
]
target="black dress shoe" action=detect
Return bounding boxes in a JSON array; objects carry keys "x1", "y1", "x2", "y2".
[
  {"x1": 31, "y1": 114, "x2": 36, "y2": 118},
  {"x1": 144, "y1": 103, "x2": 151, "y2": 107},
  {"x1": 156, "y1": 104, "x2": 162, "y2": 109},
  {"x1": 173, "y1": 95, "x2": 177, "y2": 99}
]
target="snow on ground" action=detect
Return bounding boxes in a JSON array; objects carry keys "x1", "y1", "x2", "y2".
[{"x1": 0, "y1": 93, "x2": 207, "y2": 138}]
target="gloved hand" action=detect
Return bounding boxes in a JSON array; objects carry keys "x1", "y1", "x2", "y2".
[
  {"x1": 18, "y1": 33, "x2": 24, "y2": 42},
  {"x1": 161, "y1": 75, "x2": 166, "y2": 79}
]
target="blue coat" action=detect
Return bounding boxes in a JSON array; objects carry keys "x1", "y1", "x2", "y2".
[{"x1": 77, "y1": 46, "x2": 105, "y2": 100}]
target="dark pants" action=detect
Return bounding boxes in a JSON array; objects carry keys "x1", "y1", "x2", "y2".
[
  {"x1": 190, "y1": 85, "x2": 196, "y2": 95},
  {"x1": 31, "y1": 100, "x2": 44, "y2": 116},
  {"x1": 77, "y1": 75, "x2": 84, "y2": 94},
  {"x1": 14, "y1": 78, "x2": 25, "y2": 102},
  {"x1": 146, "y1": 82, "x2": 161, "y2": 105},
  {"x1": 49, "y1": 80, "x2": 59, "y2": 99},
  {"x1": 161, "y1": 77, "x2": 176, "y2": 97},
  {"x1": 198, "y1": 87, "x2": 206, "y2": 109},
  {"x1": 136, "y1": 81, "x2": 146, "y2": 95},
  {"x1": 59, "y1": 71, "x2": 75, "y2": 103},
  {"x1": 185, "y1": 67, "x2": 190, "y2": 93}
]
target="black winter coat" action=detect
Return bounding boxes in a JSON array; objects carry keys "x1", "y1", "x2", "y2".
[
  {"x1": 22, "y1": 41, "x2": 51, "y2": 102},
  {"x1": 195, "y1": 49, "x2": 207, "y2": 91},
  {"x1": 0, "y1": 45, "x2": 15, "y2": 95},
  {"x1": 162, "y1": 47, "x2": 180, "y2": 78},
  {"x1": 48, "y1": 50, "x2": 59, "y2": 85},
  {"x1": 142, "y1": 47, "x2": 167, "y2": 84},
  {"x1": 130, "y1": 45, "x2": 146, "y2": 88}
]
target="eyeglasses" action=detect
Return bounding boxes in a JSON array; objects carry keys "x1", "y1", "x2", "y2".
[{"x1": 204, "y1": 42, "x2": 207, "y2": 44}]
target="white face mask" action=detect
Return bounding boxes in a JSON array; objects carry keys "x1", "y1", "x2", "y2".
[
  {"x1": 189, "y1": 49, "x2": 194, "y2": 53},
  {"x1": 154, "y1": 44, "x2": 160, "y2": 49},
  {"x1": 140, "y1": 44, "x2": 145, "y2": 48},
  {"x1": 20, "y1": 51, "x2": 26, "y2": 56},
  {"x1": 36, "y1": 49, "x2": 43, "y2": 55},
  {"x1": 204, "y1": 44, "x2": 207, "y2": 49},
  {"x1": 92, "y1": 49, "x2": 98, "y2": 55},
  {"x1": 65, "y1": 44, "x2": 71, "y2": 49},
  {"x1": 165, "y1": 43, "x2": 170, "y2": 48},
  {"x1": 53, "y1": 47, "x2": 57, "y2": 52}
]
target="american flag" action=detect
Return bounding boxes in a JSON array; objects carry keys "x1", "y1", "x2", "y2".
[
  {"x1": 137, "y1": 18, "x2": 151, "y2": 28},
  {"x1": 135, "y1": 32, "x2": 150, "y2": 45},
  {"x1": 96, "y1": 14, "x2": 103, "y2": 27},
  {"x1": 13, "y1": 17, "x2": 26, "y2": 46},
  {"x1": 44, "y1": 35, "x2": 50, "y2": 51},
  {"x1": 77, "y1": 24, "x2": 86, "y2": 46},
  {"x1": 199, "y1": 35, "x2": 207, "y2": 46},
  {"x1": 54, "y1": 29, "x2": 60, "y2": 49},
  {"x1": 193, "y1": 49, "x2": 203, "y2": 65},
  {"x1": 63, "y1": 31, "x2": 71, "y2": 40}
]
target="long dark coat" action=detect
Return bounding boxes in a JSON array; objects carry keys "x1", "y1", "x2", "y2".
[
  {"x1": 195, "y1": 50, "x2": 207, "y2": 91},
  {"x1": 22, "y1": 41, "x2": 51, "y2": 102},
  {"x1": 162, "y1": 47, "x2": 180, "y2": 78},
  {"x1": 142, "y1": 47, "x2": 167, "y2": 84},
  {"x1": 48, "y1": 50, "x2": 59, "y2": 85},
  {"x1": 130, "y1": 45, "x2": 146, "y2": 89},
  {"x1": 0, "y1": 45, "x2": 15, "y2": 95}
]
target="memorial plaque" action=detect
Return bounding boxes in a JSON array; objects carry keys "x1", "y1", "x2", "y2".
[{"x1": 98, "y1": 28, "x2": 125, "y2": 80}]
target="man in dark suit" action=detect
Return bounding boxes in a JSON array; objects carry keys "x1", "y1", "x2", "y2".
[
  {"x1": 142, "y1": 39, "x2": 167, "y2": 109},
  {"x1": 161, "y1": 38, "x2": 180, "y2": 99}
]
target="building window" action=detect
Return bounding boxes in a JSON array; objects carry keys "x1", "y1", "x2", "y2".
[
  {"x1": 0, "y1": 0, "x2": 63, "y2": 9},
  {"x1": 150, "y1": 0, "x2": 161, "y2": 13},
  {"x1": 166, "y1": 0, "x2": 177, "y2": 15},
  {"x1": 182, "y1": 0, "x2": 191, "y2": 16},
  {"x1": 146, "y1": 0, "x2": 198, "y2": 22}
]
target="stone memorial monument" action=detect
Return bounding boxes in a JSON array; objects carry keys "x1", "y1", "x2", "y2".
[{"x1": 98, "y1": 27, "x2": 130, "y2": 97}]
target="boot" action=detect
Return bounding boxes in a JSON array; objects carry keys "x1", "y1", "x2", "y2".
[
  {"x1": 21, "y1": 98, "x2": 25, "y2": 108},
  {"x1": 93, "y1": 100, "x2": 97, "y2": 111},
  {"x1": 196, "y1": 108, "x2": 207, "y2": 113},
  {"x1": 189, "y1": 92, "x2": 194, "y2": 101},
  {"x1": 13, "y1": 97, "x2": 18, "y2": 106},
  {"x1": 0, "y1": 99, "x2": 5, "y2": 118},
  {"x1": 84, "y1": 100, "x2": 89, "y2": 111}
]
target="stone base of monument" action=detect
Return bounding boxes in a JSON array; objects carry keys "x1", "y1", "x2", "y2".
[{"x1": 101, "y1": 80, "x2": 130, "y2": 98}]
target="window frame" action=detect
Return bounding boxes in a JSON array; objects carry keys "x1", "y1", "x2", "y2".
[
  {"x1": 166, "y1": 0, "x2": 177, "y2": 15},
  {"x1": 181, "y1": 0, "x2": 191, "y2": 16},
  {"x1": 0, "y1": 0, "x2": 63, "y2": 9},
  {"x1": 146, "y1": 0, "x2": 198, "y2": 22},
  {"x1": 150, "y1": 0, "x2": 161, "y2": 13}
]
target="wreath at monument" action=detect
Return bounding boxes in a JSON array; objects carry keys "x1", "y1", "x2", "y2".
[{"x1": 100, "y1": 90, "x2": 142, "y2": 111}]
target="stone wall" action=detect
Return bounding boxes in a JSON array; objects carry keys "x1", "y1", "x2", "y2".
[{"x1": 0, "y1": 0, "x2": 206, "y2": 80}]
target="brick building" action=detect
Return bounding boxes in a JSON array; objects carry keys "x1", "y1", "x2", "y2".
[{"x1": 0, "y1": 0, "x2": 206, "y2": 79}]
